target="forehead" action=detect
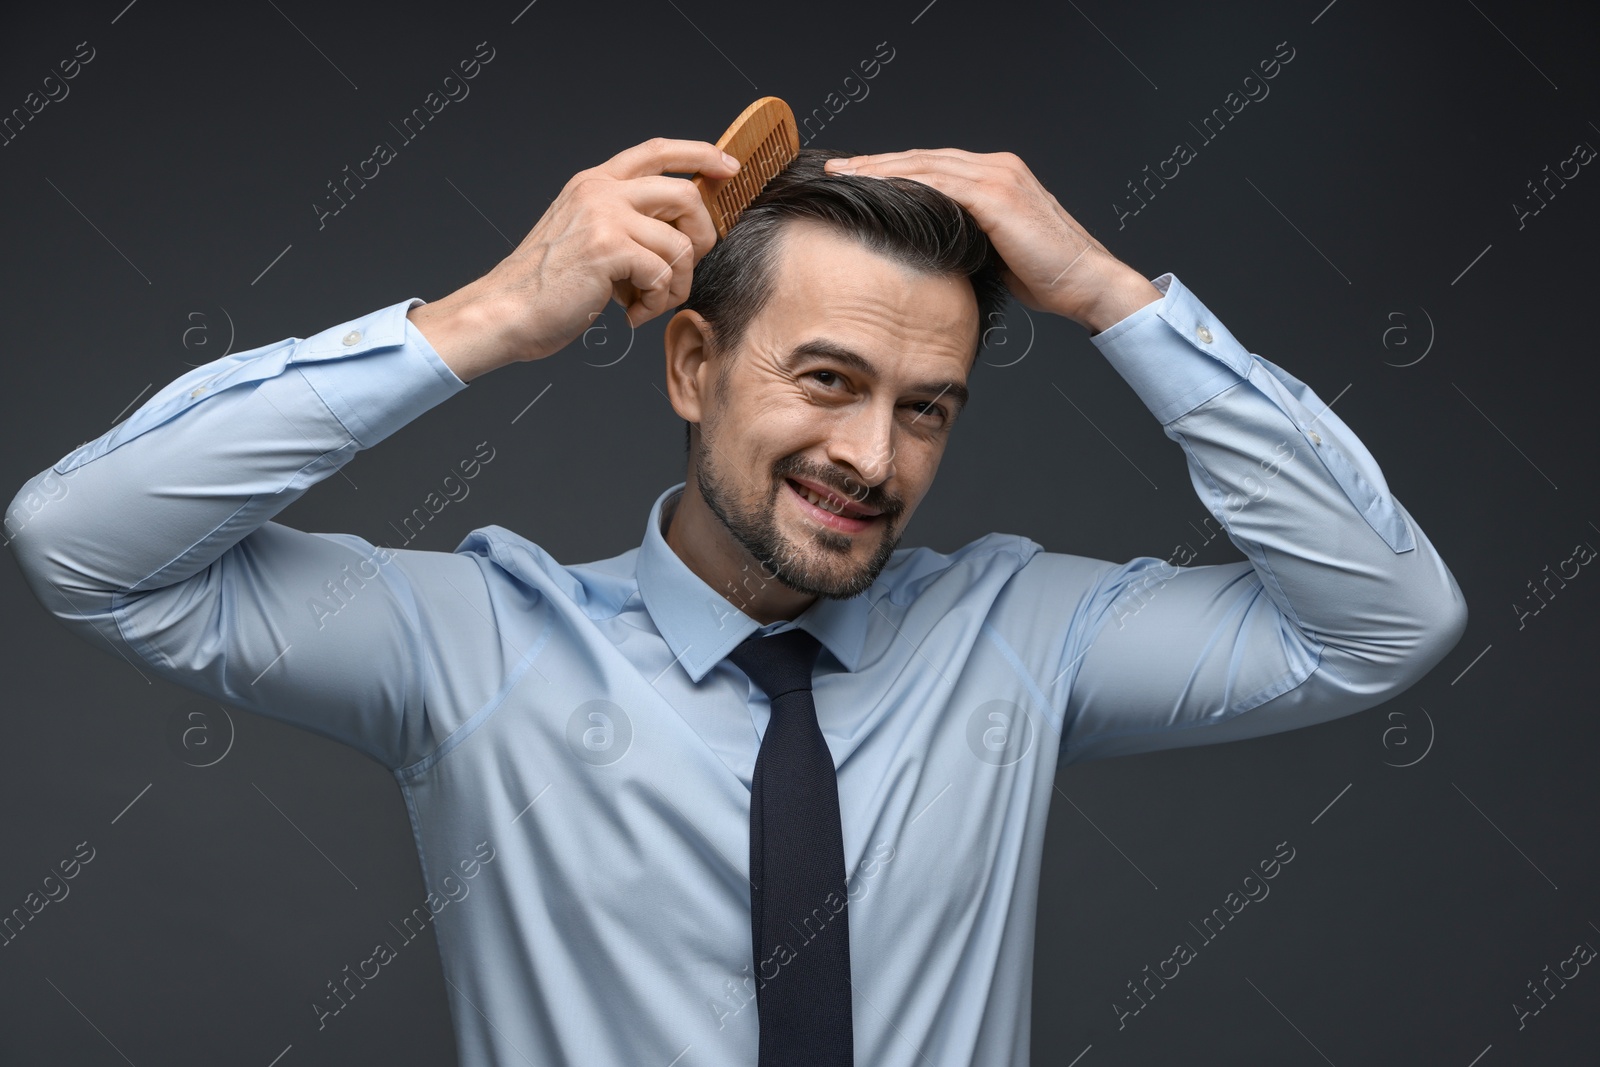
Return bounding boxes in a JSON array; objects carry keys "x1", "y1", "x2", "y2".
[{"x1": 748, "y1": 220, "x2": 981, "y2": 361}]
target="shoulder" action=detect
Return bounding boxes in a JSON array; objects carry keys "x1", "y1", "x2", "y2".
[
  {"x1": 875, "y1": 531, "x2": 1131, "y2": 629},
  {"x1": 875, "y1": 531, "x2": 1043, "y2": 606},
  {"x1": 449, "y1": 525, "x2": 639, "y2": 619}
]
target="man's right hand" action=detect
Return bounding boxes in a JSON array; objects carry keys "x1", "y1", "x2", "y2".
[{"x1": 408, "y1": 137, "x2": 741, "y2": 382}]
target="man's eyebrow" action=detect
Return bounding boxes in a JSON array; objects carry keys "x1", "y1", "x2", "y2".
[{"x1": 782, "y1": 338, "x2": 970, "y2": 414}]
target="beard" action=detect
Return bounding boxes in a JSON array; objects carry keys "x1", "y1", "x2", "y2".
[{"x1": 692, "y1": 422, "x2": 903, "y2": 601}]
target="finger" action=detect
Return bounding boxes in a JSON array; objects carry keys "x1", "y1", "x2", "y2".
[
  {"x1": 847, "y1": 166, "x2": 988, "y2": 211},
  {"x1": 829, "y1": 154, "x2": 1013, "y2": 189},
  {"x1": 623, "y1": 215, "x2": 698, "y2": 312},
  {"x1": 614, "y1": 242, "x2": 675, "y2": 328},
  {"x1": 597, "y1": 137, "x2": 741, "y2": 181},
  {"x1": 629, "y1": 215, "x2": 697, "y2": 304},
  {"x1": 826, "y1": 147, "x2": 984, "y2": 165},
  {"x1": 614, "y1": 175, "x2": 719, "y2": 262},
  {"x1": 824, "y1": 154, "x2": 1024, "y2": 209},
  {"x1": 825, "y1": 148, "x2": 1002, "y2": 173}
]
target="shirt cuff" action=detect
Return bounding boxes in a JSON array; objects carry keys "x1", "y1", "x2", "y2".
[
  {"x1": 1089, "y1": 273, "x2": 1253, "y2": 426},
  {"x1": 292, "y1": 297, "x2": 468, "y2": 448}
]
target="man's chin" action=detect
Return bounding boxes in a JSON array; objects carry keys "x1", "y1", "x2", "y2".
[
  {"x1": 815, "y1": 576, "x2": 875, "y2": 599},
  {"x1": 775, "y1": 573, "x2": 874, "y2": 601},
  {"x1": 767, "y1": 543, "x2": 884, "y2": 600}
]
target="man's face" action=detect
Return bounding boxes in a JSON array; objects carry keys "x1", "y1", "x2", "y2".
[{"x1": 684, "y1": 220, "x2": 980, "y2": 601}]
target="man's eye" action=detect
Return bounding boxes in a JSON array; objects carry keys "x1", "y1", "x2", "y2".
[
  {"x1": 911, "y1": 402, "x2": 948, "y2": 422},
  {"x1": 809, "y1": 371, "x2": 842, "y2": 388}
]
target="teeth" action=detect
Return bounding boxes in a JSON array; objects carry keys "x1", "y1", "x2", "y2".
[
  {"x1": 803, "y1": 485, "x2": 842, "y2": 514},
  {"x1": 795, "y1": 481, "x2": 861, "y2": 519}
]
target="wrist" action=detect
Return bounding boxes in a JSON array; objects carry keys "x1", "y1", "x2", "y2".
[
  {"x1": 1076, "y1": 271, "x2": 1164, "y2": 336},
  {"x1": 407, "y1": 283, "x2": 516, "y2": 383}
]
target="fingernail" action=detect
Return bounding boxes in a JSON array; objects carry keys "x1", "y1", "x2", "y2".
[
  {"x1": 830, "y1": 163, "x2": 857, "y2": 174},
  {"x1": 722, "y1": 152, "x2": 740, "y2": 169}
]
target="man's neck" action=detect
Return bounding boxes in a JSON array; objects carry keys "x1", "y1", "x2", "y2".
[{"x1": 661, "y1": 485, "x2": 817, "y2": 624}]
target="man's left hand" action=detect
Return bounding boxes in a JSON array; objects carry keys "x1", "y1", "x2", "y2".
[{"x1": 823, "y1": 149, "x2": 1162, "y2": 334}]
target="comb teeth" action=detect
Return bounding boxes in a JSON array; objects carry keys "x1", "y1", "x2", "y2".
[
  {"x1": 715, "y1": 126, "x2": 790, "y2": 229},
  {"x1": 693, "y1": 97, "x2": 801, "y2": 238}
]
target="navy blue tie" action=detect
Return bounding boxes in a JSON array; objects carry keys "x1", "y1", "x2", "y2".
[{"x1": 727, "y1": 627, "x2": 855, "y2": 1066}]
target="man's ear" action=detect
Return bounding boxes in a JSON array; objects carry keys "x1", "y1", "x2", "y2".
[{"x1": 664, "y1": 309, "x2": 716, "y2": 426}]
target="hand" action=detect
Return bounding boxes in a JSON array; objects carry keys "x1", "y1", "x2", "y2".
[
  {"x1": 411, "y1": 138, "x2": 741, "y2": 381},
  {"x1": 823, "y1": 149, "x2": 1161, "y2": 333}
]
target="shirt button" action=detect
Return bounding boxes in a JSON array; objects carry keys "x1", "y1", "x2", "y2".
[
  {"x1": 1196, "y1": 325, "x2": 1213, "y2": 343},
  {"x1": 1309, "y1": 431, "x2": 1322, "y2": 444},
  {"x1": 190, "y1": 387, "x2": 204, "y2": 397},
  {"x1": 342, "y1": 330, "x2": 363, "y2": 346}
]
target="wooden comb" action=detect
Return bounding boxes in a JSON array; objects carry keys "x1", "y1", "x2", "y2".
[
  {"x1": 612, "y1": 98, "x2": 798, "y2": 320},
  {"x1": 692, "y1": 96, "x2": 801, "y2": 238}
]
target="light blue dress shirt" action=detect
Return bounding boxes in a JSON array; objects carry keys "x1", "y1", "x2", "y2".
[{"x1": 8, "y1": 273, "x2": 1466, "y2": 1066}]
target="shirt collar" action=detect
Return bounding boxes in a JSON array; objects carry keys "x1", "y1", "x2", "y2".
[{"x1": 635, "y1": 482, "x2": 870, "y2": 682}]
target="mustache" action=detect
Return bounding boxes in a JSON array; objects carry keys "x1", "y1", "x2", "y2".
[{"x1": 774, "y1": 462, "x2": 899, "y2": 517}]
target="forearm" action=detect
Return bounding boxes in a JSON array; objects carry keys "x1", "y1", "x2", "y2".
[{"x1": 7, "y1": 298, "x2": 464, "y2": 605}]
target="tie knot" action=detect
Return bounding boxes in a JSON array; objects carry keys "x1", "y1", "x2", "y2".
[{"x1": 727, "y1": 627, "x2": 823, "y2": 700}]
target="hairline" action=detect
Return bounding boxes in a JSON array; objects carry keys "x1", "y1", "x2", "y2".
[{"x1": 708, "y1": 216, "x2": 984, "y2": 359}]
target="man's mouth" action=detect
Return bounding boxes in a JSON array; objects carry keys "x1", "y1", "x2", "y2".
[{"x1": 784, "y1": 477, "x2": 881, "y2": 533}]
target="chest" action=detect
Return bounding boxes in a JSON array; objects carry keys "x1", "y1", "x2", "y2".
[{"x1": 423, "y1": 616, "x2": 1061, "y2": 963}]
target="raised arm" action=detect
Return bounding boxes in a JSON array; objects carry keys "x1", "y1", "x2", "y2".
[
  {"x1": 5, "y1": 138, "x2": 741, "y2": 770},
  {"x1": 1040, "y1": 273, "x2": 1465, "y2": 761},
  {"x1": 823, "y1": 149, "x2": 1467, "y2": 761}
]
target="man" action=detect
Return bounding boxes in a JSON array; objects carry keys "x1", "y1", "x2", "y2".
[{"x1": 8, "y1": 137, "x2": 1466, "y2": 1065}]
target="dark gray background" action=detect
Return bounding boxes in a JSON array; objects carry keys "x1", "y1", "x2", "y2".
[{"x1": 3, "y1": 1, "x2": 1596, "y2": 1064}]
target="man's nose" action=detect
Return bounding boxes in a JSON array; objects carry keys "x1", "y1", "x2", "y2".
[{"x1": 826, "y1": 404, "x2": 897, "y2": 492}]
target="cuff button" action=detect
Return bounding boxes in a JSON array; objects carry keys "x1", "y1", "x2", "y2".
[
  {"x1": 342, "y1": 330, "x2": 363, "y2": 346},
  {"x1": 1309, "y1": 431, "x2": 1322, "y2": 444}
]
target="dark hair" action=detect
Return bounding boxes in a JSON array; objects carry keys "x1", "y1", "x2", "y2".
[{"x1": 678, "y1": 147, "x2": 1009, "y2": 451}]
